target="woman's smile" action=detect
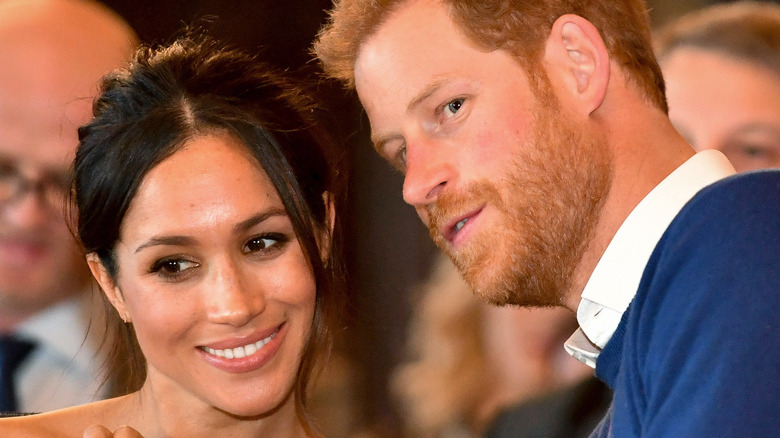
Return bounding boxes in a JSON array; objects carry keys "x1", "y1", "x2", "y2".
[{"x1": 198, "y1": 322, "x2": 287, "y2": 374}]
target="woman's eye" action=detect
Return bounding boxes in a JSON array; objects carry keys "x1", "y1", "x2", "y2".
[
  {"x1": 443, "y1": 98, "x2": 464, "y2": 117},
  {"x1": 150, "y1": 258, "x2": 199, "y2": 276},
  {"x1": 243, "y1": 235, "x2": 286, "y2": 254}
]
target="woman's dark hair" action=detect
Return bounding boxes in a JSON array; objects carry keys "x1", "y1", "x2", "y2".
[{"x1": 71, "y1": 34, "x2": 347, "y2": 431}]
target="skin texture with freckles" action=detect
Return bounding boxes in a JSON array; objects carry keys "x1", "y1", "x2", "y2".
[
  {"x1": 0, "y1": 134, "x2": 315, "y2": 437},
  {"x1": 100, "y1": 134, "x2": 316, "y2": 423},
  {"x1": 354, "y1": 0, "x2": 613, "y2": 307}
]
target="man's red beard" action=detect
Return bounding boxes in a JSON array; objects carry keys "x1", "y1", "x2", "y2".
[{"x1": 426, "y1": 100, "x2": 613, "y2": 308}]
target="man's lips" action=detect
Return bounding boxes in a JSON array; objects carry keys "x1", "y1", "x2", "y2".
[
  {"x1": 442, "y1": 206, "x2": 484, "y2": 244},
  {"x1": 0, "y1": 237, "x2": 50, "y2": 264}
]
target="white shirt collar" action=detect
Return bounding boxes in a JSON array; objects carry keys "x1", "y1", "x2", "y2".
[
  {"x1": 564, "y1": 150, "x2": 736, "y2": 367},
  {"x1": 16, "y1": 289, "x2": 106, "y2": 375}
]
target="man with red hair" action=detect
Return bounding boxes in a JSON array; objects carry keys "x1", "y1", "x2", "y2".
[{"x1": 314, "y1": 0, "x2": 780, "y2": 435}]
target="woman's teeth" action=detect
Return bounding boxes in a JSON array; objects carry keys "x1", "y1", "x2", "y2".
[{"x1": 203, "y1": 332, "x2": 276, "y2": 359}]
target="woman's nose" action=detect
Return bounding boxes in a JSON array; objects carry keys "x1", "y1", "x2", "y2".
[{"x1": 205, "y1": 259, "x2": 265, "y2": 327}]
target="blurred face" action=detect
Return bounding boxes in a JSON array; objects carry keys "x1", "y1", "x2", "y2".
[
  {"x1": 663, "y1": 48, "x2": 780, "y2": 171},
  {"x1": 354, "y1": 0, "x2": 611, "y2": 306},
  {"x1": 0, "y1": 0, "x2": 135, "y2": 327},
  {"x1": 0, "y1": 75, "x2": 92, "y2": 322},
  {"x1": 481, "y1": 306, "x2": 591, "y2": 399},
  {"x1": 90, "y1": 134, "x2": 317, "y2": 417}
]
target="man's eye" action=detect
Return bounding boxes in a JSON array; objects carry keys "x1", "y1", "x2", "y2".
[
  {"x1": 0, "y1": 161, "x2": 18, "y2": 179},
  {"x1": 740, "y1": 145, "x2": 768, "y2": 158},
  {"x1": 50, "y1": 172, "x2": 72, "y2": 192},
  {"x1": 443, "y1": 98, "x2": 464, "y2": 117},
  {"x1": 383, "y1": 143, "x2": 407, "y2": 173},
  {"x1": 150, "y1": 258, "x2": 198, "y2": 276}
]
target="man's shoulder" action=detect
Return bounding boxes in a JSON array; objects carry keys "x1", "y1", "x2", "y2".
[
  {"x1": 625, "y1": 166, "x2": 780, "y2": 370},
  {"x1": 659, "y1": 169, "x2": 780, "y2": 259},
  {"x1": 687, "y1": 169, "x2": 780, "y2": 211},
  {"x1": 631, "y1": 167, "x2": 780, "y2": 375},
  {"x1": 596, "y1": 169, "x2": 780, "y2": 436},
  {"x1": 642, "y1": 169, "x2": 780, "y2": 305}
]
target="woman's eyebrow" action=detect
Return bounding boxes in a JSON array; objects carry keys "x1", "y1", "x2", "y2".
[
  {"x1": 134, "y1": 235, "x2": 195, "y2": 253},
  {"x1": 133, "y1": 208, "x2": 289, "y2": 254},
  {"x1": 233, "y1": 208, "x2": 288, "y2": 234}
]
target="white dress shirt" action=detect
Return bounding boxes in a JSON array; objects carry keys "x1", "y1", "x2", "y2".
[
  {"x1": 564, "y1": 150, "x2": 736, "y2": 367},
  {"x1": 15, "y1": 289, "x2": 110, "y2": 412}
]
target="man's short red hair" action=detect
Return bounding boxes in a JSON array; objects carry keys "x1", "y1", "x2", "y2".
[{"x1": 313, "y1": 0, "x2": 668, "y2": 112}]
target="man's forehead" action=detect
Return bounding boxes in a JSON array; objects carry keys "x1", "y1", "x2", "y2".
[
  {"x1": 354, "y1": 0, "x2": 459, "y2": 92},
  {"x1": 358, "y1": 0, "x2": 449, "y2": 50},
  {"x1": 353, "y1": 0, "x2": 487, "y2": 150},
  {"x1": 0, "y1": 102, "x2": 80, "y2": 171}
]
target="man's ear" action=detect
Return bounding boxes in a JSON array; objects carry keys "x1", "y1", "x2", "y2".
[
  {"x1": 86, "y1": 253, "x2": 131, "y2": 323},
  {"x1": 543, "y1": 14, "x2": 610, "y2": 114},
  {"x1": 318, "y1": 192, "x2": 336, "y2": 265}
]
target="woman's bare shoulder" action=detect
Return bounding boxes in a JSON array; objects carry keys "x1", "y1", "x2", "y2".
[{"x1": 0, "y1": 397, "x2": 133, "y2": 437}]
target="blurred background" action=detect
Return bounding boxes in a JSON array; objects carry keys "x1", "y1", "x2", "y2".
[{"x1": 86, "y1": 0, "x2": 760, "y2": 436}]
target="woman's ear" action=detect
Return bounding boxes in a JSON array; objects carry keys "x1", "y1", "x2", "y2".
[
  {"x1": 86, "y1": 253, "x2": 131, "y2": 323},
  {"x1": 318, "y1": 192, "x2": 336, "y2": 265}
]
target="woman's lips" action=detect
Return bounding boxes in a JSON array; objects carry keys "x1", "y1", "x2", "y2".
[
  {"x1": 202, "y1": 332, "x2": 277, "y2": 359},
  {"x1": 198, "y1": 323, "x2": 286, "y2": 373}
]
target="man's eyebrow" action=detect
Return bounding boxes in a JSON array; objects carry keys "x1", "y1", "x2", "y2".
[
  {"x1": 407, "y1": 78, "x2": 447, "y2": 114},
  {"x1": 731, "y1": 122, "x2": 780, "y2": 138},
  {"x1": 371, "y1": 78, "x2": 449, "y2": 154},
  {"x1": 0, "y1": 152, "x2": 70, "y2": 179},
  {"x1": 371, "y1": 133, "x2": 401, "y2": 155}
]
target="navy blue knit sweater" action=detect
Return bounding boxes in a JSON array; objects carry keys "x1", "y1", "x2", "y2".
[{"x1": 592, "y1": 170, "x2": 780, "y2": 437}]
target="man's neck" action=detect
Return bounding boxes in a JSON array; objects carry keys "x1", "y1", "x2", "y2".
[{"x1": 564, "y1": 107, "x2": 695, "y2": 311}]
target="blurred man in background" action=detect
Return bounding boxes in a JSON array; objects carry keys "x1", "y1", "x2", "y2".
[
  {"x1": 656, "y1": 0, "x2": 780, "y2": 171},
  {"x1": 392, "y1": 254, "x2": 601, "y2": 438},
  {"x1": 0, "y1": 0, "x2": 136, "y2": 412}
]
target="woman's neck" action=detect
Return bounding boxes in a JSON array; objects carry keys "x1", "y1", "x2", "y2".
[{"x1": 105, "y1": 382, "x2": 309, "y2": 438}]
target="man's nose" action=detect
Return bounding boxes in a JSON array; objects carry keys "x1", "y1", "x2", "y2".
[
  {"x1": 401, "y1": 139, "x2": 455, "y2": 209},
  {"x1": 1, "y1": 190, "x2": 56, "y2": 228}
]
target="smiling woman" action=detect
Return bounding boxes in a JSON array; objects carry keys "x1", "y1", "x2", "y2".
[{"x1": 0, "y1": 34, "x2": 346, "y2": 437}]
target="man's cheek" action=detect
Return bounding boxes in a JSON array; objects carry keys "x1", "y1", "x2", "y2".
[{"x1": 415, "y1": 206, "x2": 430, "y2": 227}]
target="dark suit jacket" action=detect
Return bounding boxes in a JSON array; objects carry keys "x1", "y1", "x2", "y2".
[{"x1": 483, "y1": 376, "x2": 611, "y2": 438}]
